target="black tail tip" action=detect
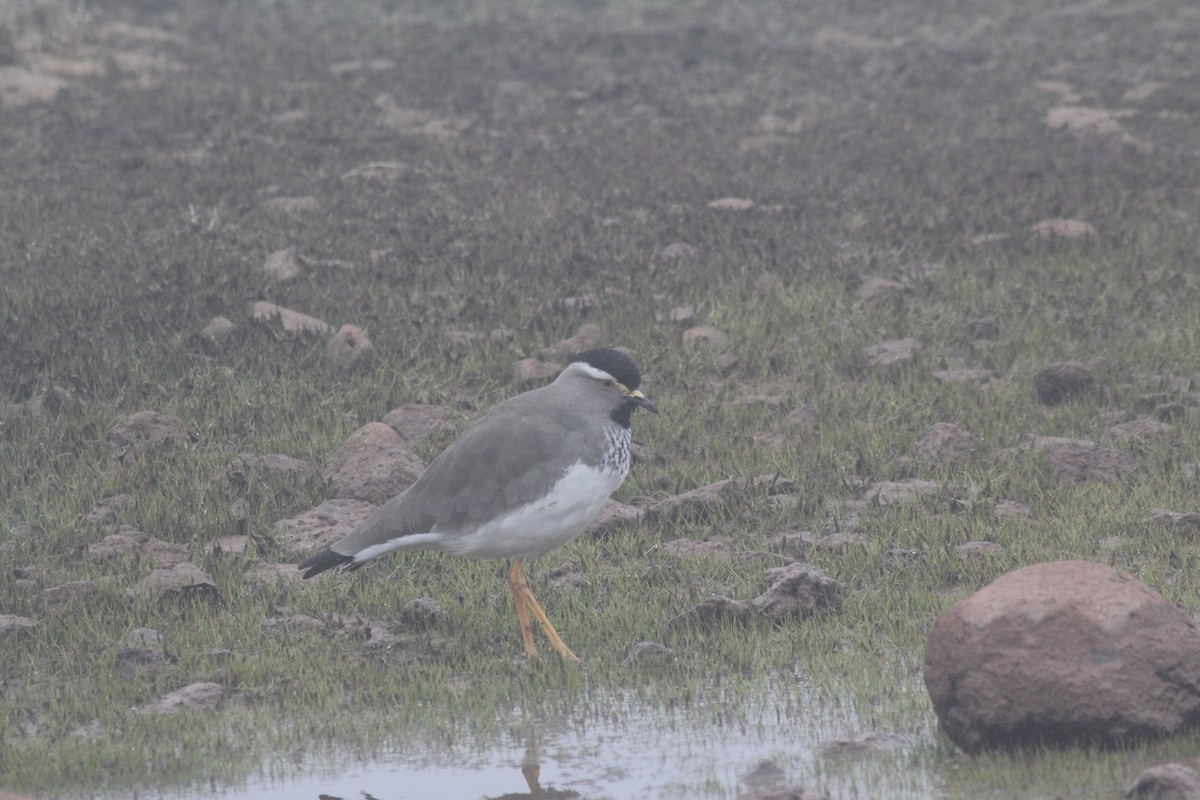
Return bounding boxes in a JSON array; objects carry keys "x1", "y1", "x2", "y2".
[{"x1": 297, "y1": 547, "x2": 355, "y2": 579}]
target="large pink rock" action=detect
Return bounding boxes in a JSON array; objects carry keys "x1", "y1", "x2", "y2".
[
  {"x1": 924, "y1": 560, "x2": 1200, "y2": 752},
  {"x1": 323, "y1": 422, "x2": 425, "y2": 505}
]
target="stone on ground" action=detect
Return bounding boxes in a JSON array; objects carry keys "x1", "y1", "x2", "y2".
[{"x1": 923, "y1": 560, "x2": 1200, "y2": 753}]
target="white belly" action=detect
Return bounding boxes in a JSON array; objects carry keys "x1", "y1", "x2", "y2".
[{"x1": 446, "y1": 460, "x2": 626, "y2": 559}]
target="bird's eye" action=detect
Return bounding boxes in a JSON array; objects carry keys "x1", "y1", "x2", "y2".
[{"x1": 601, "y1": 379, "x2": 615, "y2": 389}]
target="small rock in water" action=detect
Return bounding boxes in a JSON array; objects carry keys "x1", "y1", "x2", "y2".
[
  {"x1": 149, "y1": 682, "x2": 225, "y2": 714},
  {"x1": 627, "y1": 640, "x2": 674, "y2": 663}
]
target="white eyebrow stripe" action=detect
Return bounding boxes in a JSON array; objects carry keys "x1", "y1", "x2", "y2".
[{"x1": 567, "y1": 362, "x2": 617, "y2": 382}]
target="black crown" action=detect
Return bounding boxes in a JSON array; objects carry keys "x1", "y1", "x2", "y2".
[{"x1": 570, "y1": 348, "x2": 642, "y2": 390}]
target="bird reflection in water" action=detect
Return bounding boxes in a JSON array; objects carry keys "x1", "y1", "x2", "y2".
[{"x1": 487, "y1": 757, "x2": 580, "y2": 800}]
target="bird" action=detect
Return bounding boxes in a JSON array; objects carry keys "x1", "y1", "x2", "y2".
[{"x1": 298, "y1": 348, "x2": 659, "y2": 661}]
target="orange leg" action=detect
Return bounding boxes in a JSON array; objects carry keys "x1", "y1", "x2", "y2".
[{"x1": 506, "y1": 559, "x2": 580, "y2": 662}]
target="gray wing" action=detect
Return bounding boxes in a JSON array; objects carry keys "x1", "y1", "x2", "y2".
[{"x1": 329, "y1": 394, "x2": 587, "y2": 556}]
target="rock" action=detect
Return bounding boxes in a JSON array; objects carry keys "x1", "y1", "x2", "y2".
[
  {"x1": 1109, "y1": 419, "x2": 1171, "y2": 441},
  {"x1": 329, "y1": 58, "x2": 395, "y2": 76},
  {"x1": 667, "y1": 305, "x2": 695, "y2": 324},
  {"x1": 1154, "y1": 402, "x2": 1186, "y2": 422},
  {"x1": 734, "y1": 392, "x2": 784, "y2": 408},
  {"x1": 512, "y1": 358, "x2": 561, "y2": 383},
  {"x1": 587, "y1": 499, "x2": 643, "y2": 536},
  {"x1": 9, "y1": 385, "x2": 74, "y2": 417},
  {"x1": 327, "y1": 324, "x2": 376, "y2": 373},
  {"x1": 819, "y1": 731, "x2": 910, "y2": 755},
  {"x1": 915, "y1": 422, "x2": 978, "y2": 467},
  {"x1": 1035, "y1": 80, "x2": 1082, "y2": 102},
  {"x1": 272, "y1": 498, "x2": 376, "y2": 554},
  {"x1": 740, "y1": 759, "x2": 786, "y2": 789},
  {"x1": 857, "y1": 277, "x2": 906, "y2": 301},
  {"x1": 707, "y1": 197, "x2": 756, "y2": 210},
  {"x1": 557, "y1": 293, "x2": 596, "y2": 311},
  {"x1": 261, "y1": 195, "x2": 319, "y2": 214},
  {"x1": 645, "y1": 479, "x2": 734, "y2": 523},
  {"x1": 40, "y1": 580, "x2": 97, "y2": 610},
  {"x1": 923, "y1": 560, "x2": 1200, "y2": 753},
  {"x1": 863, "y1": 338, "x2": 922, "y2": 369},
  {"x1": 116, "y1": 646, "x2": 167, "y2": 677},
  {"x1": 239, "y1": 452, "x2": 315, "y2": 479},
  {"x1": 751, "y1": 562, "x2": 844, "y2": 619},
  {"x1": 251, "y1": 301, "x2": 331, "y2": 335},
  {"x1": 84, "y1": 494, "x2": 137, "y2": 524},
  {"x1": 971, "y1": 233, "x2": 1012, "y2": 246},
  {"x1": 771, "y1": 530, "x2": 816, "y2": 557},
  {"x1": 662, "y1": 536, "x2": 728, "y2": 557},
  {"x1": 958, "y1": 541, "x2": 1003, "y2": 560},
  {"x1": 242, "y1": 560, "x2": 305, "y2": 586},
  {"x1": 108, "y1": 411, "x2": 188, "y2": 459},
  {"x1": 682, "y1": 326, "x2": 727, "y2": 347},
  {"x1": 1030, "y1": 218, "x2": 1097, "y2": 240},
  {"x1": 1123, "y1": 82, "x2": 1168, "y2": 103},
  {"x1": 682, "y1": 595, "x2": 754, "y2": 625},
  {"x1": 993, "y1": 500, "x2": 1031, "y2": 519},
  {"x1": 149, "y1": 682, "x2": 225, "y2": 714},
  {"x1": 126, "y1": 627, "x2": 162, "y2": 649},
  {"x1": 1043, "y1": 107, "x2": 1151, "y2": 151},
  {"x1": 323, "y1": 422, "x2": 425, "y2": 505},
  {"x1": 1034, "y1": 361, "x2": 1096, "y2": 405},
  {"x1": 785, "y1": 404, "x2": 820, "y2": 439},
  {"x1": 1147, "y1": 509, "x2": 1200, "y2": 531},
  {"x1": 86, "y1": 527, "x2": 189, "y2": 567},
  {"x1": 968, "y1": 316, "x2": 999, "y2": 340},
  {"x1": 855, "y1": 479, "x2": 940, "y2": 507},
  {"x1": 380, "y1": 404, "x2": 456, "y2": 445},
  {"x1": 1024, "y1": 435, "x2": 1138, "y2": 483},
  {"x1": 627, "y1": 640, "x2": 674, "y2": 663},
  {"x1": 209, "y1": 535, "x2": 248, "y2": 556},
  {"x1": 0, "y1": 788, "x2": 41, "y2": 800},
  {"x1": 885, "y1": 548, "x2": 922, "y2": 565},
  {"x1": 398, "y1": 597, "x2": 442, "y2": 628},
  {"x1": 547, "y1": 561, "x2": 588, "y2": 592},
  {"x1": 262, "y1": 247, "x2": 300, "y2": 280},
  {"x1": 656, "y1": 242, "x2": 697, "y2": 263},
  {"x1": 715, "y1": 353, "x2": 738, "y2": 371},
  {"x1": 541, "y1": 323, "x2": 604, "y2": 359},
  {"x1": 1126, "y1": 763, "x2": 1200, "y2": 799},
  {"x1": 0, "y1": 614, "x2": 36, "y2": 642},
  {"x1": 0, "y1": 66, "x2": 68, "y2": 107},
  {"x1": 126, "y1": 562, "x2": 218, "y2": 603}
]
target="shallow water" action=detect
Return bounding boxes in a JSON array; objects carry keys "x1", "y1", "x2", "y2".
[{"x1": 129, "y1": 684, "x2": 934, "y2": 800}]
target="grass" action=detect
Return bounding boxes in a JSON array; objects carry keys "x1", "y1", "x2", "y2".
[{"x1": 3, "y1": 0, "x2": 1200, "y2": 797}]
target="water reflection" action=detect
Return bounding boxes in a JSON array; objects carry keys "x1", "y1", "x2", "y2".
[
  {"x1": 486, "y1": 761, "x2": 580, "y2": 800},
  {"x1": 90, "y1": 683, "x2": 936, "y2": 799}
]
